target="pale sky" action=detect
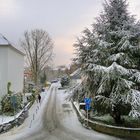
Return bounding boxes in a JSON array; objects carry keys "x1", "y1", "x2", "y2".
[{"x1": 0, "y1": 0, "x2": 140, "y2": 66}]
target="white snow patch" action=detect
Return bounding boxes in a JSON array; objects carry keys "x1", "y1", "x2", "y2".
[
  {"x1": 107, "y1": 62, "x2": 130, "y2": 75},
  {"x1": 132, "y1": 71, "x2": 140, "y2": 83},
  {"x1": 108, "y1": 53, "x2": 125, "y2": 62},
  {"x1": 87, "y1": 64, "x2": 106, "y2": 73},
  {"x1": 0, "y1": 110, "x2": 24, "y2": 125}
]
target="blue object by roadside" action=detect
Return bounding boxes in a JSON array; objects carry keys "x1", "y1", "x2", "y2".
[{"x1": 84, "y1": 98, "x2": 91, "y2": 111}]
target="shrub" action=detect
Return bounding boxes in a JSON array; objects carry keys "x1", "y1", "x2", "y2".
[
  {"x1": 1, "y1": 94, "x2": 22, "y2": 115},
  {"x1": 61, "y1": 76, "x2": 70, "y2": 87}
]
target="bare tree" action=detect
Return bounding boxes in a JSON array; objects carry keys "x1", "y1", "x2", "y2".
[{"x1": 21, "y1": 29, "x2": 53, "y2": 85}]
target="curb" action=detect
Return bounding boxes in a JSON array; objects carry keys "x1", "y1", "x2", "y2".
[{"x1": 72, "y1": 101, "x2": 140, "y2": 139}]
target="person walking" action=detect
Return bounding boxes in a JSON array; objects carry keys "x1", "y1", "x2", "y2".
[{"x1": 38, "y1": 94, "x2": 41, "y2": 103}]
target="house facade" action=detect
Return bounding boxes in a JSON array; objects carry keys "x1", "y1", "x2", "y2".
[{"x1": 0, "y1": 35, "x2": 24, "y2": 99}]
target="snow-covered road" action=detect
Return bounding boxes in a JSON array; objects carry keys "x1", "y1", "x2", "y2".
[{"x1": 0, "y1": 83, "x2": 125, "y2": 140}]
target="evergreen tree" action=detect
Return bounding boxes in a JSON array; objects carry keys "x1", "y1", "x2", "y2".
[{"x1": 75, "y1": 0, "x2": 140, "y2": 123}]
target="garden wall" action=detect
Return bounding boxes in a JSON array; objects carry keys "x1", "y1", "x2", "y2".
[{"x1": 72, "y1": 102, "x2": 140, "y2": 139}]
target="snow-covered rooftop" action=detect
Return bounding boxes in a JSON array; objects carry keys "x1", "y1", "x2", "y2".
[
  {"x1": 70, "y1": 68, "x2": 81, "y2": 79},
  {"x1": 0, "y1": 34, "x2": 25, "y2": 55},
  {"x1": 0, "y1": 34, "x2": 10, "y2": 45}
]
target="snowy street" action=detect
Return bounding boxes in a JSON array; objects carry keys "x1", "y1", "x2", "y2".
[{"x1": 0, "y1": 84, "x2": 125, "y2": 140}]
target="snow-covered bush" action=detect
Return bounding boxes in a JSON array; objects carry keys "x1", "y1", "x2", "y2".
[
  {"x1": 1, "y1": 94, "x2": 22, "y2": 115},
  {"x1": 61, "y1": 75, "x2": 70, "y2": 87},
  {"x1": 0, "y1": 82, "x2": 22, "y2": 115}
]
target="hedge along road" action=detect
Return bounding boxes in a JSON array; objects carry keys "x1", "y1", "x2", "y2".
[{"x1": 0, "y1": 83, "x2": 125, "y2": 140}]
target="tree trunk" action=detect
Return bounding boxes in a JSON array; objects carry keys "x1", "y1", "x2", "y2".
[
  {"x1": 111, "y1": 108, "x2": 122, "y2": 124},
  {"x1": 113, "y1": 111, "x2": 121, "y2": 124}
]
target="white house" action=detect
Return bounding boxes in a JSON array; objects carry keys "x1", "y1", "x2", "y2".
[{"x1": 0, "y1": 34, "x2": 24, "y2": 99}]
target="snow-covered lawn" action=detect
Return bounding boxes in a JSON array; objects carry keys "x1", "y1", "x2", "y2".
[{"x1": 0, "y1": 110, "x2": 24, "y2": 125}]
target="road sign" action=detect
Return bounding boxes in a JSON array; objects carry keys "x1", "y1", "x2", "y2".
[
  {"x1": 84, "y1": 98, "x2": 91, "y2": 111},
  {"x1": 84, "y1": 97, "x2": 92, "y2": 127}
]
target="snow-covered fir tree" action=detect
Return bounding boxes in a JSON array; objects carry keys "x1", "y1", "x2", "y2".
[{"x1": 75, "y1": 0, "x2": 140, "y2": 123}]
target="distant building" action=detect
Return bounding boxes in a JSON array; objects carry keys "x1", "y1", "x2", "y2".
[
  {"x1": 70, "y1": 68, "x2": 81, "y2": 80},
  {"x1": 44, "y1": 65, "x2": 68, "y2": 82},
  {"x1": 24, "y1": 67, "x2": 32, "y2": 83},
  {"x1": 70, "y1": 68, "x2": 81, "y2": 86},
  {"x1": 0, "y1": 34, "x2": 24, "y2": 98}
]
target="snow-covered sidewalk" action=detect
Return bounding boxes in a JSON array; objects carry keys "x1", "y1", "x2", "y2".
[
  {"x1": 0, "y1": 110, "x2": 25, "y2": 125},
  {"x1": 0, "y1": 86, "x2": 51, "y2": 139},
  {"x1": 0, "y1": 90, "x2": 48, "y2": 125}
]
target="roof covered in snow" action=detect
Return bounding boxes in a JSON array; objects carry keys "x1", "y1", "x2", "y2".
[
  {"x1": 0, "y1": 34, "x2": 10, "y2": 45},
  {"x1": 0, "y1": 34, "x2": 25, "y2": 56},
  {"x1": 70, "y1": 68, "x2": 81, "y2": 79}
]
